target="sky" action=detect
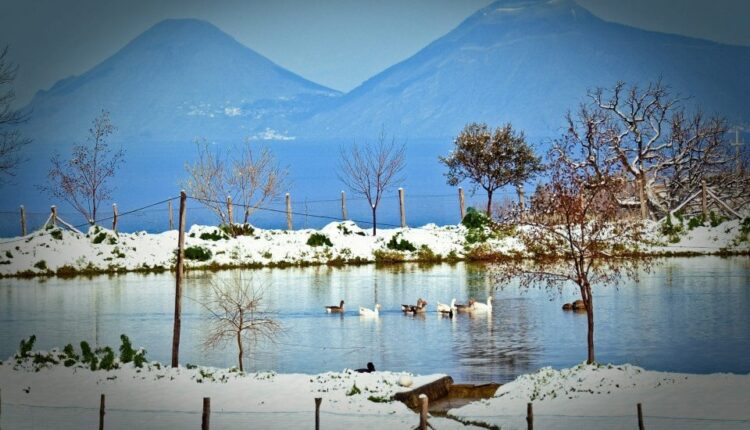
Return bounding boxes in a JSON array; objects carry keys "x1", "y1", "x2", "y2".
[{"x1": 2, "y1": 0, "x2": 749, "y2": 106}]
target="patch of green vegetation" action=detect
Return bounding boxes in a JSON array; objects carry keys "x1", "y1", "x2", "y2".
[
  {"x1": 50, "y1": 229, "x2": 63, "y2": 240},
  {"x1": 461, "y1": 207, "x2": 489, "y2": 229},
  {"x1": 687, "y1": 215, "x2": 704, "y2": 230},
  {"x1": 33, "y1": 260, "x2": 47, "y2": 271},
  {"x1": 346, "y1": 383, "x2": 361, "y2": 396},
  {"x1": 415, "y1": 245, "x2": 442, "y2": 262},
  {"x1": 307, "y1": 232, "x2": 333, "y2": 247},
  {"x1": 367, "y1": 395, "x2": 392, "y2": 403},
  {"x1": 184, "y1": 245, "x2": 213, "y2": 261},
  {"x1": 92, "y1": 231, "x2": 109, "y2": 244},
  {"x1": 661, "y1": 214, "x2": 683, "y2": 243},
  {"x1": 199, "y1": 229, "x2": 229, "y2": 241},
  {"x1": 219, "y1": 223, "x2": 255, "y2": 237},
  {"x1": 373, "y1": 249, "x2": 406, "y2": 263},
  {"x1": 386, "y1": 234, "x2": 416, "y2": 251},
  {"x1": 18, "y1": 335, "x2": 36, "y2": 359},
  {"x1": 709, "y1": 211, "x2": 728, "y2": 227}
]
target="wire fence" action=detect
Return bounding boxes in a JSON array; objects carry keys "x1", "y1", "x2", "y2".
[
  {"x1": 0, "y1": 188, "x2": 521, "y2": 241},
  {"x1": 2, "y1": 397, "x2": 748, "y2": 430}
]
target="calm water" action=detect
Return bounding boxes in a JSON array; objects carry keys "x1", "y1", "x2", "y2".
[{"x1": 0, "y1": 257, "x2": 748, "y2": 383}]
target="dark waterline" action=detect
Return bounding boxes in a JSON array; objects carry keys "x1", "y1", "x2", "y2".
[{"x1": 0, "y1": 256, "x2": 748, "y2": 382}]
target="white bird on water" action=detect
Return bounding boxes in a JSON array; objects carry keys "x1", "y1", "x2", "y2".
[
  {"x1": 471, "y1": 297, "x2": 493, "y2": 313},
  {"x1": 359, "y1": 304, "x2": 381, "y2": 317}
]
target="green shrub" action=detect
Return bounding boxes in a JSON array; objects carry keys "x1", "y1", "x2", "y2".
[
  {"x1": 661, "y1": 214, "x2": 683, "y2": 242},
  {"x1": 92, "y1": 232, "x2": 108, "y2": 244},
  {"x1": 465, "y1": 227, "x2": 490, "y2": 244},
  {"x1": 416, "y1": 245, "x2": 441, "y2": 262},
  {"x1": 386, "y1": 234, "x2": 416, "y2": 251},
  {"x1": 133, "y1": 349, "x2": 147, "y2": 368},
  {"x1": 461, "y1": 207, "x2": 489, "y2": 229},
  {"x1": 307, "y1": 233, "x2": 333, "y2": 247},
  {"x1": 184, "y1": 246, "x2": 212, "y2": 261},
  {"x1": 119, "y1": 334, "x2": 135, "y2": 364},
  {"x1": 33, "y1": 260, "x2": 47, "y2": 270},
  {"x1": 50, "y1": 229, "x2": 63, "y2": 240},
  {"x1": 687, "y1": 215, "x2": 705, "y2": 230},
  {"x1": 199, "y1": 229, "x2": 228, "y2": 241},
  {"x1": 219, "y1": 223, "x2": 255, "y2": 237},
  {"x1": 80, "y1": 341, "x2": 98, "y2": 370},
  {"x1": 5, "y1": 250, "x2": 12, "y2": 259},
  {"x1": 98, "y1": 347, "x2": 116, "y2": 370},
  {"x1": 18, "y1": 335, "x2": 36, "y2": 358}
]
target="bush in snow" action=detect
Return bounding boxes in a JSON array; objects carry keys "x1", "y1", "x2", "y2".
[
  {"x1": 307, "y1": 233, "x2": 333, "y2": 247},
  {"x1": 184, "y1": 245, "x2": 212, "y2": 261},
  {"x1": 386, "y1": 234, "x2": 416, "y2": 252}
]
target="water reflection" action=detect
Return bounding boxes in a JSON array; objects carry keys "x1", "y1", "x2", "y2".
[{"x1": 0, "y1": 257, "x2": 748, "y2": 382}]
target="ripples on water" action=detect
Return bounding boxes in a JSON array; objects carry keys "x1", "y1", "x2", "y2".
[{"x1": 0, "y1": 257, "x2": 748, "y2": 382}]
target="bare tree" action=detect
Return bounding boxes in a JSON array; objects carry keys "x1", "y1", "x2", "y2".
[
  {"x1": 0, "y1": 46, "x2": 30, "y2": 182},
  {"x1": 338, "y1": 131, "x2": 406, "y2": 235},
  {"x1": 496, "y1": 140, "x2": 647, "y2": 364},
  {"x1": 570, "y1": 80, "x2": 736, "y2": 218},
  {"x1": 183, "y1": 139, "x2": 287, "y2": 228},
  {"x1": 440, "y1": 123, "x2": 542, "y2": 216},
  {"x1": 39, "y1": 110, "x2": 123, "y2": 224},
  {"x1": 201, "y1": 275, "x2": 281, "y2": 372}
]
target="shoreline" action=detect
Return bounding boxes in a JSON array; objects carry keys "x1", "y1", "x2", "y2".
[{"x1": 0, "y1": 219, "x2": 748, "y2": 279}]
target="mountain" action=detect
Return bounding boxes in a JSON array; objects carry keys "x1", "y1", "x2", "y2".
[
  {"x1": 24, "y1": 19, "x2": 340, "y2": 144},
  {"x1": 301, "y1": 0, "x2": 750, "y2": 139}
]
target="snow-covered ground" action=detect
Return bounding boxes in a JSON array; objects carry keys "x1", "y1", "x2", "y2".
[
  {"x1": 2, "y1": 354, "x2": 748, "y2": 430},
  {"x1": 450, "y1": 363, "x2": 750, "y2": 430},
  {"x1": 0, "y1": 352, "x2": 475, "y2": 430},
  {"x1": 0, "y1": 218, "x2": 747, "y2": 277}
]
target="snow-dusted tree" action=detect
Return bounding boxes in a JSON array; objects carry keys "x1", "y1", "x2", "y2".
[
  {"x1": 201, "y1": 275, "x2": 280, "y2": 372},
  {"x1": 40, "y1": 110, "x2": 123, "y2": 224},
  {"x1": 338, "y1": 131, "x2": 405, "y2": 235},
  {"x1": 496, "y1": 141, "x2": 647, "y2": 364},
  {"x1": 440, "y1": 123, "x2": 542, "y2": 216},
  {"x1": 569, "y1": 80, "x2": 737, "y2": 218},
  {"x1": 183, "y1": 139, "x2": 287, "y2": 228},
  {"x1": 0, "y1": 46, "x2": 30, "y2": 183}
]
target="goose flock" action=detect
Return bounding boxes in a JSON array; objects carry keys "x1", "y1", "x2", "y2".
[{"x1": 325, "y1": 296, "x2": 493, "y2": 318}]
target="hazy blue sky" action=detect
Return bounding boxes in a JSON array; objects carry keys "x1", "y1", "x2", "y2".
[{"x1": 2, "y1": 0, "x2": 748, "y2": 106}]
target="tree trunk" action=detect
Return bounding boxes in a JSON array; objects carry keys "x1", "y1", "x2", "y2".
[
  {"x1": 584, "y1": 282, "x2": 595, "y2": 364},
  {"x1": 371, "y1": 205, "x2": 377, "y2": 236},
  {"x1": 638, "y1": 174, "x2": 648, "y2": 220},
  {"x1": 486, "y1": 189, "x2": 493, "y2": 217},
  {"x1": 237, "y1": 330, "x2": 244, "y2": 372}
]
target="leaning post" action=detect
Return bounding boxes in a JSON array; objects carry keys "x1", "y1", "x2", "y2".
[
  {"x1": 286, "y1": 193, "x2": 293, "y2": 230},
  {"x1": 458, "y1": 187, "x2": 465, "y2": 222},
  {"x1": 398, "y1": 187, "x2": 406, "y2": 228},
  {"x1": 20, "y1": 205, "x2": 26, "y2": 236}
]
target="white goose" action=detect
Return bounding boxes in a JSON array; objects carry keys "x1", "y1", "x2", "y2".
[
  {"x1": 437, "y1": 299, "x2": 456, "y2": 314},
  {"x1": 359, "y1": 304, "x2": 381, "y2": 317},
  {"x1": 471, "y1": 296, "x2": 493, "y2": 313}
]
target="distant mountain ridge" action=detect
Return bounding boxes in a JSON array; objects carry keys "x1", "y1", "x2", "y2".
[
  {"x1": 21, "y1": 0, "x2": 750, "y2": 145},
  {"x1": 24, "y1": 18, "x2": 339, "y2": 143}
]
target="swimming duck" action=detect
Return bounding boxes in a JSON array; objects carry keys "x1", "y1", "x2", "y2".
[
  {"x1": 325, "y1": 300, "x2": 345, "y2": 313},
  {"x1": 471, "y1": 296, "x2": 493, "y2": 313},
  {"x1": 455, "y1": 298, "x2": 476, "y2": 312},
  {"x1": 359, "y1": 304, "x2": 381, "y2": 317},
  {"x1": 437, "y1": 298, "x2": 456, "y2": 314},
  {"x1": 402, "y1": 298, "x2": 427, "y2": 314}
]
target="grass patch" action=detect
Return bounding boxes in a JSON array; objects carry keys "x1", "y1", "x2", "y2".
[
  {"x1": 386, "y1": 234, "x2": 416, "y2": 252},
  {"x1": 33, "y1": 260, "x2": 47, "y2": 271}
]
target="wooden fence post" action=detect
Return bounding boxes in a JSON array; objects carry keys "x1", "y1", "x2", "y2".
[
  {"x1": 112, "y1": 204, "x2": 118, "y2": 232},
  {"x1": 227, "y1": 196, "x2": 233, "y2": 226},
  {"x1": 286, "y1": 193, "x2": 292, "y2": 230},
  {"x1": 171, "y1": 191, "x2": 187, "y2": 368},
  {"x1": 419, "y1": 394, "x2": 428, "y2": 430},
  {"x1": 202, "y1": 397, "x2": 210, "y2": 430},
  {"x1": 637, "y1": 403, "x2": 644, "y2": 430},
  {"x1": 20, "y1": 205, "x2": 26, "y2": 236},
  {"x1": 458, "y1": 187, "x2": 465, "y2": 222},
  {"x1": 168, "y1": 200, "x2": 174, "y2": 230},
  {"x1": 526, "y1": 402, "x2": 533, "y2": 430},
  {"x1": 99, "y1": 393, "x2": 105, "y2": 430},
  {"x1": 315, "y1": 397, "x2": 322, "y2": 430},
  {"x1": 341, "y1": 191, "x2": 348, "y2": 221},
  {"x1": 701, "y1": 180, "x2": 708, "y2": 218},
  {"x1": 51, "y1": 205, "x2": 57, "y2": 227},
  {"x1": 398, "y1": 188, "x2": 406, "y2": 228}
]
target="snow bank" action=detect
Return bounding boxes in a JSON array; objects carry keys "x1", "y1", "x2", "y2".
[
  {"x1": 0, "y1": 218, "x2": 746, "y2": 277},
  {"x1": 0, "y1": 355, "x2": 475, "y2": 429},
  {"x1": 450, "y1": 363, "x2": 750, "y2": 430}
]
